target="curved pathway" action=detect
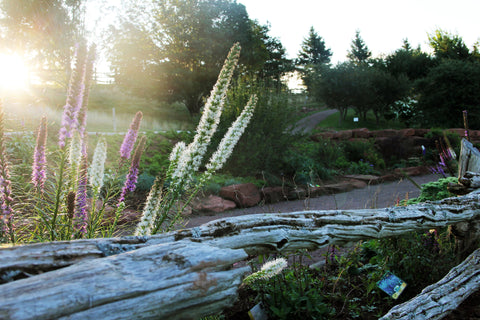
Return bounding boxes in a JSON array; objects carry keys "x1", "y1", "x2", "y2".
[
  {"x1": 291, "y1": 109, "x2": 338, "y2": 133},
  {"x1": 184, "y1": 174, "x2": 441, "y2": 228}
]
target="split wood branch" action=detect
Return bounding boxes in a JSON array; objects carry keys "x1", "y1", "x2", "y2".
[
  {"x1": 0, "y1": 240, "x2": 249, "y2": 320},
  {"x1": 381, "y1": 248, "x2": 480, "y2": 320},
  {"x1": 2, "y1": 190, "x2": 480, "y2": 279}
]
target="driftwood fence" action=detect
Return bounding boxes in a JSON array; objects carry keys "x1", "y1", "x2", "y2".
[{"x1": 1, "y1": 139, "x2": 480, "y2": 319}]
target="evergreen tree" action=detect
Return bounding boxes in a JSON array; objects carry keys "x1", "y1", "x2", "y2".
[
  {"x1": 297, "y1": 27, "x2": 332, "y2": 66},
  {"x1": 347, "y1": 30, "x2": 371, "y2": 64},
  {"x1": 296, "y1": 27, "x2": 331, "y2": 96}
]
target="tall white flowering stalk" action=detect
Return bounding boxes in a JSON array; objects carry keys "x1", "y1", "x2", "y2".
[
  {"x1": 243, "y1": 258, "x2": 288, "y2": 285},
  {"x1": 203, "y1": 95, "x2": 257, "y2": 182},
  {"x1": 89, "y1": 137, "x2": 107, "y2": 195},
  {"x1": 136, "y1": 43, "x2": 257, "y2": 235},
  {"x1": 134, "y1": 177, "x2": 162, "y2": 236},
  {"x1": 68, "y1": 131, "x2": 83, "y2": 190},
  {"x1": 169, "y1": 43, "x2": 241, "y2": 190}
]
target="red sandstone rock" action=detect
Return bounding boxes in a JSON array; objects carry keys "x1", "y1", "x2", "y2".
[
  {"x1": 446, "y1": 128, "x2": 465, "y2": 137},
  {"x1": 332, "y1": 130, "x2": 353, "y2": 140},
  {"x1": 322, "y1": 181, "x2": 356, "y2": 194},
  {"x1": 344, "y1": 174, "x2": 381, "y2": 185},
  {"x1": 347, "y1": 179, "x2": 368, "y2": 189},
  {"x1": 194, "y1": 195, "x2": 236, "y2": 213},
  {"x1": 414, "y1": 128, "x2": 430, "y2": 136},
  {"x1": 261, "y1": 186, "x2": 288, "y2": 203},
  {"x1": 352, "y1": 128, "x2": 370, "y2": 139},
  {"x1": 372, "y1": 129, "x2": 399, "y2": 137},
  {"x1": 380, "y1": 174, "x2": 400, "y2": 182},
  {"x1": 400, "y1": 128, "x2": 416, "y2": 136},
  {"x1": 219, "y1": 183, "x2": 261, "y2": 207}
]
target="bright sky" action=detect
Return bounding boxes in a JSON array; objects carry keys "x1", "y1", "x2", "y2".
[{"x1": 238, "y1": 0, "x2": 480, "y2": 63}]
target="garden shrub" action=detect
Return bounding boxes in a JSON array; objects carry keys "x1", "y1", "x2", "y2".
[
  {"x1": 282, "y1": 140, "x2": 341, "y2": 183},
  {"x1": 209, "y1": 79, "x2": 299, "y2": 178},
  {"x1": 406, "y1": 176, "x2": 457, "y2": 204},
  {"x1": 248, "y1": 260, "x2": 335, "y2": 319}
]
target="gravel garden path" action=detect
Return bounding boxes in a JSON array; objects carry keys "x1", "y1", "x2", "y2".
[{"x1": 184, "y1": 173, "x2": 440, "y2": 228}]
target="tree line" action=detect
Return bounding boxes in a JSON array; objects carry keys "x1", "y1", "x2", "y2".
[
  {"x1": 300, "y1": 28, "x2": 480, "y2": 128},
  {"x1": 1, "y1": 0, "x2": 480, "y2": 127}
]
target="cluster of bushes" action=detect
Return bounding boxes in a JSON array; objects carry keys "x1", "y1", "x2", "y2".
[{"x1": 131, "y1": 82, "x2": 466, "y2": 194}]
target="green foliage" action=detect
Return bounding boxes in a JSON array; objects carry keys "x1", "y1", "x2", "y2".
[
  {"x1": 282, "y1": 140, "x2": 341, "y2": 183},
  {"x1": 107, "y1": 0, "x2": 292, "y2": 115},
  {"x1": 248, "y1": 263, "x2": 335, "y2": 319},
  {"x1": 332, "y1": 139, "x2": 385, "y2": 175},
  {"x1": 341, "y1": 140, "x2": 385, "y2": 169},
  {"x1": 314, "y1": 61, "x2": 410, "y2": 125},
  {"x1": 385, "y1": 41, "x2": 435, "y2": 82},
  {"x1": 415, "y1": 59, "x2": 480, "y2": 127},
  {"x1": 135, "y1": 173, "x2": 156, "y2": 192},
  {"x1": 210, "y1": 79, "x2": 299, "y2": 178},
  {"x1": 428, "y1": 29, "x2": 471, "y2": 61},
  {"x1": 202, "y1": 173, "x2": 264, "y2": 195},
  {"x1": 406, "y1": 177, "x2": 458, "y2": 204},
  {"x1": 296, "y1": 26, "x2": 332, "y2": 96},
  {"x1": 140, "y1": 136, "x2": 174, "y2": 176},
  {"x1": 372, "y1": 229, "x2": 456, "y2": 299},
  {"x1": 297, "y1": 27, "x2": 332, "y2": 66},
  {"x1": 315, "y1": 109, "x2": 406, "y2": 131},
  {"x1": 334, "y1": 157, "x2": 380, "y2": 175},
  {"x1": 347, "y1": 30, "x2": 372, "y2": 65}
]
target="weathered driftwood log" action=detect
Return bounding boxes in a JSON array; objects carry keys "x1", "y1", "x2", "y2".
[
  {"x1": 0, "y1": 240, "x2": 249, "y2": 320},
  {"x1": 380, "y1": 248, "x2": 480, "y2": 320},
  {"x1": 3, "y1": 190, "x2": 480, "y2": 281},
  {"x1": 458, "y1": 138, "x2": 480, "y2": 178},
  {"x1": 1, "y1": 190, "x2": 480, "y2": 319},
  {"x1": 459, "y1": 171, "x2": 480, "y2": 188}
]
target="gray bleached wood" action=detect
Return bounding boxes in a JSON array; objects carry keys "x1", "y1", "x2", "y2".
[
  {"x1": 0, "y1": 240, "x2": 249, "y2": 320},
  {"x1": 2, "y1": 190, "x2": 480, "y2": 280},
  {"x1": 380, "y1": 248, "x2": 480, "y2": 320},
  {"x1": 2, "y1": 137, "x2": 480, "y2": 319},
  {"x1": 0, "y1": 191, "x2": 480, "y2": 318},
  {"x1": 458, "y1": 138, "x2": 480, "y2": 178}
]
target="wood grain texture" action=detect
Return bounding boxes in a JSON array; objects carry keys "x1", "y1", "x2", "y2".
[
  {"x1": 380, "y1": 248, "x2": 480, "y2": 320},
  {"x1": 0, "y1": 240, "x2": 249, "y2": 320}
]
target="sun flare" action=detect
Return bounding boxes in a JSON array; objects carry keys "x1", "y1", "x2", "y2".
[{"x1": 0, "y1": 53, "x2": 30, "y2": 91}]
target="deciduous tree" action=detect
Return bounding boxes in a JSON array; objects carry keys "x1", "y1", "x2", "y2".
[
  {"x1": 0, "y1": 0, "x2": 87, "y2": 86},
  {"x1": 107, "y1": 0, "x2": 291, "y2": 115},
  {"x1": 428, "y1": 29, "x2": 471, "y2": 61}
]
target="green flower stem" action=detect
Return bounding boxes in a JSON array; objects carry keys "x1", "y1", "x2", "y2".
[{"x1": 50, "y1": 150, "x2": 67, "y2": 241}]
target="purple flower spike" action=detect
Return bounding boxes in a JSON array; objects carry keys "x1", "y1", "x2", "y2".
[
  {"x1": 120, "y1": 111, "x2": 143, "y2": 161},
  {"x1": 118, "y1": 135, "x2": 147, "y2": 205},
  {"x1": 0, "y1": 103, "x2": 15, "y2": 242},
  {"x1": 58, "y1": 43, "x2": 87, "y2": 148},
  {"x1": 32, "y1": 117, "x2": 48, "y2": 192}
]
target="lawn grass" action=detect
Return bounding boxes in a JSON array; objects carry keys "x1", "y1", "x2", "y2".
[
  {"x1": 2, "y1": 84, "x2": 193, "y2": 133},
  {"x1": 315, "y1": 108, "x2": 407, "y2": 131}
]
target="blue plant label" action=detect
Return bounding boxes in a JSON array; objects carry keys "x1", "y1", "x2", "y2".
[{"x1": 377, "y1": 271, "x2": 407, "y2": 299}]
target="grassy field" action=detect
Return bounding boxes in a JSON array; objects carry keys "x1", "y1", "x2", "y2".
[
  {"x1": 314, "y1": 108, "x2": 407, "y2": 131},
  {"x1": 2, "y1": 84, "x2": 194, "y2": 133}
]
